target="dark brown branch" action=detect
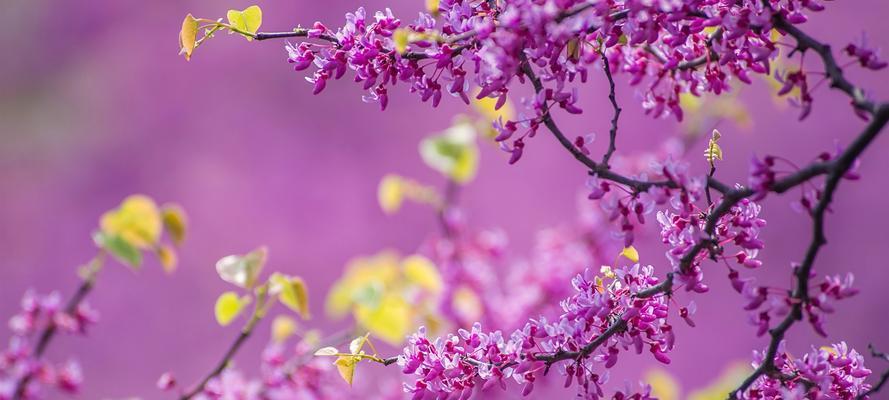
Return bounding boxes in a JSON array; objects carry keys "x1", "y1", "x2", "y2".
[
  {"x1": 859, "y1": 368, "x2": 889, "y2": 399},
  {"x1": 599, "y1": 48, "x2": 622, "y2": 167},
  {"x1": 772, "y1": 15, "x2": 878, "y2": 114},
  {"x1": 534, "y1": 275, "x2": 674, "y2": 364},
  {"x1": 730, "y1": 104, "x2": 889, "y2": 399},
  {"x1": 519, "y1": 55, "x2": 678, "y2": 193}
]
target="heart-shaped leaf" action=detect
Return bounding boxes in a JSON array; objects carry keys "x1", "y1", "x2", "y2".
[
  {"x1": 226, "y1": 5, "x2": 262, "y2": 41},
  {"x1": 214, "y1": 291, "x2": 251, "y2": 326}
]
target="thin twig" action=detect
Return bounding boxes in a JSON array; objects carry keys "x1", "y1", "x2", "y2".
[
  {"x1": 599, "y1": 48, "x2": 622, "y2": 167},
  {"x1": 179, "y1": 292, "x2": 269, "y2": 400},
  {"x1": 12, "y1": 253, "x2": 104, "y2": 400}
]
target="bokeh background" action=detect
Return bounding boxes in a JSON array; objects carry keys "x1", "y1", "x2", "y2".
[{"x1": 1, "y1": 1, "x2": 888, "y2": 398}]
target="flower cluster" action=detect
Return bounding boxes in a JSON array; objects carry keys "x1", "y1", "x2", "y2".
[
  {"x1": 419, "y1": 194, "x2": 617, "y2": 330},
  {"x1": 733, "y1": 270, "x2": 859, "y2": 338},
  {"x1": 283, "y1": 0, "x2": 843, "y2": 161},
  {"x1": 399, "y1": 264, "x2": 687, "y2": 399},
  {"x1": 1, "y1": 290, "x2": 97, "y2": 399},
  {"x1": 751, "y1": 143, "x2": 861, "y2": 210},
  {"x1": 657, "y1": 192, "x2": 766, "y2": 293},
  {"x1": 741, "y1": 341, "x2": 872, "y2": 399}
]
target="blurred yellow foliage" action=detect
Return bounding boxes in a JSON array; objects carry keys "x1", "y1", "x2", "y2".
[
  {"x1": 96, "y1": 194, "x2": 185, "y2": 271},
  {"x1": 326, "y1": 251, "x2": 443, "y2": 345},
  {"x1": 644, "y1": 362, "x2": 752, "y2": 400},
  {"x1": 100, "y1": 195, "x2": 162, "y2": 249},
  {"x1": 645, "y1": 369, "x2": 680, "y2": 400},
  {"x1": 419, "y1": 120, "x2": 480, "y2": 184},
  {"x1": 377, "y1": 174, "x2": 443, "y2": 214}
]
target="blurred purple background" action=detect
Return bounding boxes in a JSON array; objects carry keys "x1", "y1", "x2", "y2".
[{"x1": 1, "y1": 1, "x2": 888, "y2": 398}]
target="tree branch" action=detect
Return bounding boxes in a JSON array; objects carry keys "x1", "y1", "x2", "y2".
[
  {"x1": 599, "y1": 48, "x2": 622, "y2": 167},
  {"x1": 11, "y1": 253, "x2": 104, "y2": 400},
  {"x1": 179, "y1": 294, "x2": 269, "y2": 400},
  {"x1": 730, "y1": 103, "x2": 889, "y2": 399}
]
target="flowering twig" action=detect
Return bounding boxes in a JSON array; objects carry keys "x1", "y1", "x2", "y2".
[
  {"x1": 178, "y1": 287, "x2": 270, "y2": 400},
  {"x1": 518, "y1": 56, "x2": 677, "y2": 193},
  {"x1": 730, "y1": 103, "x2": 889, "y2": 398},
  {"x1": 11, "y1": 252, "x2": 105, "y2": 400},
  {"x1": 772, "y1": 14, "x2": 878, "y2": 114}
]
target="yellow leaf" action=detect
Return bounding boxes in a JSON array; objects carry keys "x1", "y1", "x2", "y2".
[
  {"x1": 271, "y1": 273, "x2": 311, "y2": 319},
  {"x1": 644, "y1": 369, "x2": 680, "y2": 400},
  {"x1": 100, "y1": 195, "x2": 162, "y2": 249},
  {"x1": 450, "y1": 145, "x2": 479, "y2": 184},
  {"x1": 334, "y1": 355, "x2": 359, "y2": 385},
  {"x1": 314, "y1": 346, "x2": 339, "y2": 356},
  {"x1": 452, "y1": 285, "x2": 482, "y2": 323},
  {"x1": 325, "y1": 251, "x2": 401, "y2": 317},
  {"x1": 393, "y1": 29, "x2": 410, "y2": 54},
  {"x1": 227, "y1": 5, "x2": 262, "y2": 41},
  {"x1": 378, "y1": 174, "x2": 404, "y2": 214},
  {"x1": 472, "y1": 89, "x2": 515, "y2": 123},
  {"x1": 271, "y1": 315, "x2": 298, "y2": 343},
  {"x1": 179, "y1": 14, "x2": 198, "y2": 60},
  {"x1": 688, "y1": 362, "x2": 752, "y2": 400},
  {"x1": 705, "y1": 129, "x2": 724, "y2": 166},
  {"x1": 419, "y1": 121, "x2": 480, "y2": 184},
  {"x1": 354, "y1": 294, "x2": 411, "y2": 345},
  {"x1": 621, "y1": 246, "x2": 640, "y2": 263},
  {"x1": 426, "y1": 0, "x2": 440, "y2": 15},
  {"x1": 214, "y1": 291, "x2": 250, "y2": 326},
  {"x1": 161, "y1": 204, "x2": 188, "y2": 246},
  {"x1": 215, "y1": 246, "x2": 268, "y2": 289},
  {"x1": 157, "y1": 245, "x2": 177, "y2": 274},
  {"x1": 402, "y1": 255, "x2": 443, "y2": 293}
]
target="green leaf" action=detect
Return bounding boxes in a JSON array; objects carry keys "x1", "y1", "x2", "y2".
[
  {"x1": 226, "y1": 5, "x2": 262, "y2": 41},
  {"x1": 161, "y1": 203, "x2": 188, "y2": 246},
  {"x1": 94, "y1": 232, "x2": 142, "y2": 269},
  {"x1": 214, "y1": 291, "x2": 250, "y2": 326}
]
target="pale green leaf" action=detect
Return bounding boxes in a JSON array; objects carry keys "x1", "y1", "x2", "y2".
[
  {"x1": 227, "y1": 5, "x2": 262, "y2": 41},
  {"x1": 215, "y1": 246, "x2": 268, "y2": 288},
  {"x1": 94, "y1": 232, "x2": 142, "y2": 269},
  {"x1": 314, "y1": 346, "x2": 339, "y2": 356}
]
